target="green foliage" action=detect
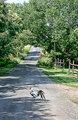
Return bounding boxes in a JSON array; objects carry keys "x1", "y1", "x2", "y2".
[
  {"x1": 0, "y1": 2, "x2": 23, "y2": 58},
  {"x1": 0, "y1": 45, "x2": 30, "y2": 75},
  {"x1": 0, "y1": 0, "x2": 78, "y2": 74},
  {"x1": 37, "y1": 54, "x2": 54, "y2": 68},
  {"x1": 18, "y1": 30, "x2": 33, "y2": 45},
  {"x1": 23, "y1": 45, "x2": 31, "y2": 53},
  {"x1": 69, "y1": 28, "x2": 78, "y2": 63},
  {"x1": 45, "y1": 0, "x2": 78, "y2": 59}
]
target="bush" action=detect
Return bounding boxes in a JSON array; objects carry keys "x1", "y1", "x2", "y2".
[
  {"x1": 37, "y1": 56, "x2": 54, "y2": 67},
  {"x1": 23, "y1": 45, "x2": 30, "y2": 53},
  {"x1": 18, "y1": 53, "x2": 26, "y2": 59},
  {"x1": 0, "y1": 57, "x2": 8, "y2": 67},
  {"x1": 0, "y1": 61, "x2": 6, "y2": 67}
]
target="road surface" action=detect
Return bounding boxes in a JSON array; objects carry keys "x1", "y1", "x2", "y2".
[{"x1": 0, "y1": 46, "x2": 78, "y2": 120}]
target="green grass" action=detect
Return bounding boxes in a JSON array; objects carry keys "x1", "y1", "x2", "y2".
[
  {"x1": 0, "y1": 45, "x2": 30, "y2": 76},
  {"x1": 38, "y1": 66, "x2": 78, "y2": 87},
  {"x1": 37, "y1": 53, "x2": 78, "y2": 87},
  {"x1": 0, "y1": 64, "x2": 16, "y2": 76}
]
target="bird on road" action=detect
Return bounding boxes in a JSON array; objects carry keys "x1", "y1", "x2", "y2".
[{"x1": 30, "y1": 87, "x2": 45, "y2": 99}]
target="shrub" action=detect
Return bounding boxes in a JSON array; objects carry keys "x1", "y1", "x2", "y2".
[{"x1": 37, "y1": 56, "x2": 54, "y2": 67}]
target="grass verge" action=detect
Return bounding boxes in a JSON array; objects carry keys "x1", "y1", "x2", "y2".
[
  {"x1": 0, "y1": 45, "x2": 30, "y2": 76},
  {"x1": 37, "y1": 64, "x2": 78, "y2": 87}
]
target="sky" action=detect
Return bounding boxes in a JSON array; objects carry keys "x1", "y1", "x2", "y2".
[{"x1": 6, "y1": 0, "x2": 29, "y2": 4}]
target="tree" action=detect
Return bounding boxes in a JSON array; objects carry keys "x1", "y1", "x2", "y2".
[
  {"x1": 69, "y1": 28, "x2": 78, "y2": 63},
  {"x1": 0, "y1": 0, "x2": 78, "y2": 66},
  {"x1": 0, "y1": 2, "x2": 9, "y2": 57}
]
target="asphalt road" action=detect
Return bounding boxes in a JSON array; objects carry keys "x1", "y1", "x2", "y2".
[{"x1": 0, "y1": 46, "x2": 78, "y2": 120}]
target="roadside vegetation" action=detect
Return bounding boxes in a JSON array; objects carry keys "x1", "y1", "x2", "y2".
[
  {"x1": 0, "y1": 45, "x2": 30, "y2": 76},
  {"x1": 37, "y1": 54, "x2": 78, "y2": 87},
  {"x1": 0, "y1": 0, "x2": 78, "y2": 82}
]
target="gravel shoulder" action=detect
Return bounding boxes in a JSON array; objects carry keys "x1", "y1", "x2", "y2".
[
  {"x1": 0, "y1": 46, "x2": 78, "y2": 120},
  {"x1": 56, "y1": 84, "x2": 78, "y2": 104}
]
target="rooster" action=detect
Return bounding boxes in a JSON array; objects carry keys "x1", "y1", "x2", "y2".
[{"x1": 30, "y1": 87, "x2": 45, "y2": 99}]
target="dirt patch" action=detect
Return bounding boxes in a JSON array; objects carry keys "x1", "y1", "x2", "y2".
[
  {"x1": 71, "y1": 98, "x2": 78, "y2": 104},
  {"x1": 56, "y1": 84, "x2": 78, "y2": 104}
]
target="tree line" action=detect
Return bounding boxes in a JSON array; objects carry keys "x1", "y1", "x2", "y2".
[{"x1": 0, "y1": 0, "x2": 78, "y2": 67}]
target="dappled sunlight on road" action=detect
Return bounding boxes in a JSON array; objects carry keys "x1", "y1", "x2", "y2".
[{"x1": 0, "y1": 46, "x2": 78, "y2": 120}]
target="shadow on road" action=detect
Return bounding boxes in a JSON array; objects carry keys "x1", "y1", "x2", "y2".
[
  {"x1": 0, "y1": 46, "x2": 54, "y2": 120},
  {"x1": 0, "y1": 96, "x2": 56, "y2": 120}
]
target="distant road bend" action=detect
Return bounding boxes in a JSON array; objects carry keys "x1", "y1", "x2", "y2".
[{"x1": 0, "y1": 46, "x2": 78, "y2": 120}]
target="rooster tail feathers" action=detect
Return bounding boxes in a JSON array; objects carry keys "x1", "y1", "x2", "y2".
[{"x1": 37, "y1": 90, "x2": 44, "y2": 96}]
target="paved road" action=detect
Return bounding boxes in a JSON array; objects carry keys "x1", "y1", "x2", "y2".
[{"x1": 0, "y1": 46, "x2": 78, "y2": 120}]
